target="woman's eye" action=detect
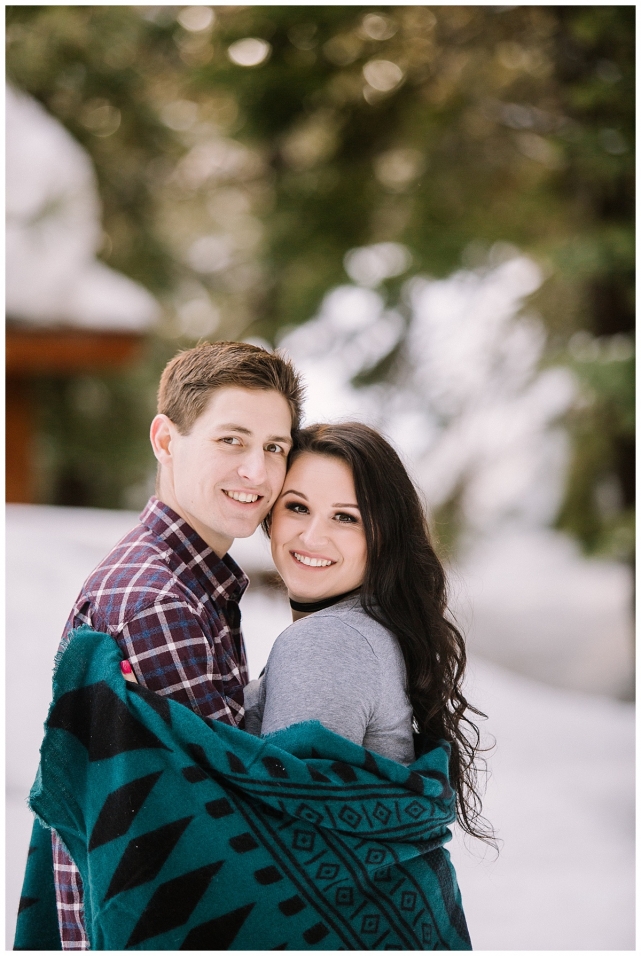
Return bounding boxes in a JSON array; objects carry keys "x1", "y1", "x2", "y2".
[
  {"x1": 285, "y1": 502, "x2": 308, "y2": 514},
  {"x1": 335, "y1": 512, "x2": 358, "y2": 523}
]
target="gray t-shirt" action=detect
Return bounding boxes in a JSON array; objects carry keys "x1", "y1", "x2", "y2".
[{"x1": 244, "y1": 598, "x2": 415, "y2": 765}]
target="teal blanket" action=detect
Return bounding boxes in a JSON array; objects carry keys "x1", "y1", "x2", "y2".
[{"x1": 15, "y1": 629, "x2": 471, "y2": 950}]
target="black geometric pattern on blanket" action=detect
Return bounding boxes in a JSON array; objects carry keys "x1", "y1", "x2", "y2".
[{"x1": 17, "y1": 629, "x2": 471, "y2": 950}]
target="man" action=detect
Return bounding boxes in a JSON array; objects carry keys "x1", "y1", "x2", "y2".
[{"x1": 52, "y1": 341, "x2": 304, "y2": 948}]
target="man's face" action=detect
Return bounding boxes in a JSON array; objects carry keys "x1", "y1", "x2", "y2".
[{"x1": 151, "y1": 387, "x2": 293, "y2": 556}]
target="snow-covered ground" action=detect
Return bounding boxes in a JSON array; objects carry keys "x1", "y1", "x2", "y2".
[{"x1": 6, "y1": 505, "x2": 634, "y2": 949}]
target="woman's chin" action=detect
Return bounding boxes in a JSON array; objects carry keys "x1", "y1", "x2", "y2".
[
  {"x1": 286, "y1": 583, "x2": 337, "y2": 604},
  {"x1": 276, "y1": 568, "x2": 335, "y2": 604},
  {"x1": 287, "y1": 589, "x2": 325, "y2": 603},
  {"x1": 276, "y1": 562, "x2": 360, "y2": 605},
  {"x1": 286, "y1": 581, "x2": 359, "y2": 604}
]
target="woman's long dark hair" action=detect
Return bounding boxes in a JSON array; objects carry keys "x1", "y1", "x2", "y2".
[{"x1": 275, "y1": 422, "x2": 493, "y2": 845}]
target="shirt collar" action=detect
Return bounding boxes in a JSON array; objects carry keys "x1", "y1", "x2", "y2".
[{"x1": 139, "y1": 496, "x2": 249, "y2": 603}]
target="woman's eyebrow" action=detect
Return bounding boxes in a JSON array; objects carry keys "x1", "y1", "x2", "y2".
[
  {"x1": 333, "y1": 503, "x2": 359, "y2": 509},
  {"x1": 281, "y1": 488, "x2": 307, "y2": 499}
]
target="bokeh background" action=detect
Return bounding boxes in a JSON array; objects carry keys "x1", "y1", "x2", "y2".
[{"x1": 6, "y1": 6, "x2": 634, "y2": 950}]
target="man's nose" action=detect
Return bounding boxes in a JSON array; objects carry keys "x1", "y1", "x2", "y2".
[{"x1": 237, "y1": 447, "x2": 268, "y2": 485}]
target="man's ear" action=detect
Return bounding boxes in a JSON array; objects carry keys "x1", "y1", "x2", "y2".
[{"x1": 150, "y1": 414, "x2": 175, "y2": 466}]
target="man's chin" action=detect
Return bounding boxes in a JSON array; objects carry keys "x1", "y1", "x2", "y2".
[{"x1": 226, "y1": 513, "x2": 270, "y2": 539}]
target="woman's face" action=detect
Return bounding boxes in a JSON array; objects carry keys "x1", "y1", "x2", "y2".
[{"x1": 270, "y1": 452, "x2": 367, "y2": 603}]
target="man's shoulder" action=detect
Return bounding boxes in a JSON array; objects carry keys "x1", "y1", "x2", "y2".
[
  {"x1": 77, "y1": 520, "x2": 197, "y2": 618},
  {"x1": 68, "y1": 497, "x2": 245, "y2": 638},
  {"x1": 89, "y1": 519, "x2": 169, "y2": 574}
]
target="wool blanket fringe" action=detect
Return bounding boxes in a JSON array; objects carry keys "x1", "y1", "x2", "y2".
[{"x1": 15, "y1": 629, "x2": 471, "y2": 950}]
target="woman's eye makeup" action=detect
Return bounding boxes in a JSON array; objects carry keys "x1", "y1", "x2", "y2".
[
  {"x1": 285, "y1": 501, "x2": 309, "y2": 514},
  {"x1": 281, "y1": 500, "x2": 360, "y2": 522}
]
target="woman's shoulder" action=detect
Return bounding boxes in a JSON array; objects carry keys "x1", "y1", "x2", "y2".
[
  {"x1": 275, "y1": 601, "x2": 400, "y2": 663},
  {"x1": 273, "y1": 603, "x2": 371, "y2": 645},
  {"x1": 321, "y1": 600, "x2": 399, "y2": 643}
]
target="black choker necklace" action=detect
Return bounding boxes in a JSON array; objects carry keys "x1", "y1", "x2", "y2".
[{"x1": 289, "y1": 588, "x2": 361, "y2": 614}]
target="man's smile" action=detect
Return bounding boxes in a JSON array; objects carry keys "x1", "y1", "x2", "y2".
[{"x1": 223, "y1": 490, "x2": 262, "y2": 504}]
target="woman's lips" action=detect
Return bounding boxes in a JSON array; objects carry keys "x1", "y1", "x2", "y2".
[{"x1": 291, "y1": 550, "x2": 336, "y2": 568}]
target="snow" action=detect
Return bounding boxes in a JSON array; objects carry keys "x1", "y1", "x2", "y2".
[
  {"x1": 5, "y1": 505, "x2": 634, "y2": 950},
  {"x1": 449, "y1": 527, "x2": 634, "y2": 699},
  {"x1": 448, "y1": 657, "x2": 634, "y2": 950},
  {"x1": 6, "y1": 84, "x2": 159, "y2": 331}
]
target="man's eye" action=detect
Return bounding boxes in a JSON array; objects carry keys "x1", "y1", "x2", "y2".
[
  {"x1": 266, "y1": 443, "x2": 286, "y2": 454},
  {"x1": 220, "y1": 437, "x2": 242, "y2": 445},
  {"x1": 285, "y1": 502, "x2": 308, "y2": 514}
]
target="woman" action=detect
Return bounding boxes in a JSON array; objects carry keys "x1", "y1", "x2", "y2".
[{"x1": 246, "y1": 421, "x2": 490, "y2": 844}]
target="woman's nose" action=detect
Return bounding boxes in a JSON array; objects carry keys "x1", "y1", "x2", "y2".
[{"x1": 299, "y1": 516, "x2": 328, "y2": 547}]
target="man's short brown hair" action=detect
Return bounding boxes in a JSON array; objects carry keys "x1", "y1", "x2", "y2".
[{"x1": 157, "y1": 341, "x2": 304, "y2": 434}]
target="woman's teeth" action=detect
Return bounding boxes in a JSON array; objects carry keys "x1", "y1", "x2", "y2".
[
  {"x1": 293, "y1": 552, "x2": 334, "y2": 568},
  {"x1": 225, "y1": 491, "x2": 259, "y2": 503}
]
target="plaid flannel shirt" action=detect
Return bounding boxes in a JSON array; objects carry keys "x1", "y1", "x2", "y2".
[{"x1": 52, "y1": 496, "x2": 249, "y2": 949}]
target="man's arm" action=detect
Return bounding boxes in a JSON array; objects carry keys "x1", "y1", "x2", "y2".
[
  {"x1": 52, "y1": 831, "x2": 87, "y2": 950},
  {"x1": 52, "y1": 593, "x2": 246, "y2": 947},
  {"x1": 117, "y1": 595, "x2": 246, "y2": 725}
]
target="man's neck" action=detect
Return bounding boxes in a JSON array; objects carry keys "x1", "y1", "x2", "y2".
[{"x1": 155, "y1": 490, "x2": 232, "y2": 558}]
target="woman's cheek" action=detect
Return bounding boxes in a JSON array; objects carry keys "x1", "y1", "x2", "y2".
[{"x1": 273, "y1": 512, "x2": 293, "y2": 543}]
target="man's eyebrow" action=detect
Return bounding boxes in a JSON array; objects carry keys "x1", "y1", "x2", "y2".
[
  {"x1": 216, "y1": 423, "x2": 292, "y2": 444},
  {"x1": 217, "y1": 423, "x2": 252, "y2": 435}
]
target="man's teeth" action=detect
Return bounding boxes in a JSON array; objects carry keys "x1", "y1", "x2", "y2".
[
  {"x1": 225, "y1": 491, "x2": 259, "y2": 503},
  {"x1": 294, "y1": 552, "x2": 334, "y2": 568}
]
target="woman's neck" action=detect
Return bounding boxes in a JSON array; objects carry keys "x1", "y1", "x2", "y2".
[{"x1": 289, "y1": 587, "x2": 361, "y2": 621}]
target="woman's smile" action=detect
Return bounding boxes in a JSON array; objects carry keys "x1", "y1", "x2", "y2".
[{"x1": 290, "y1": 550, "x2": 336, "y2": 568}]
